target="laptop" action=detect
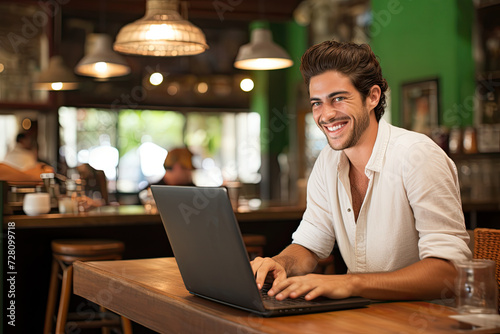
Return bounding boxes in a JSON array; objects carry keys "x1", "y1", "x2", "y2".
[{"x1": 151, "y1": 185, "x2": 370, "y2": 316}]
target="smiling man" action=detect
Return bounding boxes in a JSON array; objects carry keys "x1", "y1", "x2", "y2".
[{"x1": 251, "y1": 40, "x2": 471, "y2": 302}]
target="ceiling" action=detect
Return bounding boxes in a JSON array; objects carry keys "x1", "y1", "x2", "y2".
[
  {"x1": 1, "y1": 0, "x2": 371, "y2": 109},
  {"x1": 59, "y1": 0, "x2": 304, "y2": 23}
]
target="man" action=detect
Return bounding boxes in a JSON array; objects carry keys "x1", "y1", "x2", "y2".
[{"x1": 251, "y1": 40, "x2": 471, "y2": 302}]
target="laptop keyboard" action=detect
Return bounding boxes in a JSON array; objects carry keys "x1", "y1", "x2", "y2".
[{"x1": 260, "y1": 285, "x2": 322, "y2": 306}]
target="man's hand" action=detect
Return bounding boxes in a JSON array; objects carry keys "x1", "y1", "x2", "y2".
[
  {"x1": 251, "y1": 256, "x2": 457, "y2": 301},
  {"x1": 251, "y1": 244, "x2": 319, "y2": 293},
  {"x1": 250, "y1": 257, "x2": 288, "y2": 290},
  {"x1": 250, "y1": 258, "x2": 356, "y2": 301},
  {"x1": 266, "y1": 274, "x2": 356, "y2": 301}
]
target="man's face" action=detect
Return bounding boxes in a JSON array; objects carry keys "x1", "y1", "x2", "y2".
[{"x1": 309, "y1": 70, "x2": 371, "y2": 151}]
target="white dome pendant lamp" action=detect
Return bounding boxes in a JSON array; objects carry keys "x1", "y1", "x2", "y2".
[
  {"x1": 234, "y1": 23, "x2": 293, "y2": 70},
  {"x1": 75, "y1": 33, "x2": 131, "y2": 79},
  {"x1": 33, "y1": 56, "x2": 79, "y2": 91}
]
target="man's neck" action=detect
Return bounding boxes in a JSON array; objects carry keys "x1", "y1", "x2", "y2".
[{"x1": 344, "y1": 116, "x2": 379, "y2": 173}]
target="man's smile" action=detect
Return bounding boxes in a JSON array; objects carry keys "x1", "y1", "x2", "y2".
[
  {"x1": 321, "y1": 118, "x2": 350, "y2": 137},
  {"x1": 326, "y1": 122, "x2": 347, "y2": 132}
]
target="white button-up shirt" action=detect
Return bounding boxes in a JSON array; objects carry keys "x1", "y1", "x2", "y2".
[{"x1": 292, "y1": 119, "x2": 471, "y2": 273}]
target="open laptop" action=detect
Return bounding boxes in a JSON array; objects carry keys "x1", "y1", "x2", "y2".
[{"x1": 151, "y1": 185, "x2": 370, "y2": 316}]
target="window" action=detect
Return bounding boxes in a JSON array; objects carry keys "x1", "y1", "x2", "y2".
[
  {"x1": 59, "y1": 107, "x2": 261, "y2": 193},
  {"x1": 0, "y1": 115, "x2": 18, "y2": 159},
  {"x1": 305, "y1": 112, "x2": 327, "y2": 175}
]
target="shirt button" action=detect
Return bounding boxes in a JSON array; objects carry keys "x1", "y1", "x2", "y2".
[{"x1": 347, "y1": 208, "x2": 351, "y2": 212}]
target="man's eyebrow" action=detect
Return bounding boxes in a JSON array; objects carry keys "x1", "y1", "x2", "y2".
[{"x1": 310, "y1": 90, "x2": 349, "y2": 102}]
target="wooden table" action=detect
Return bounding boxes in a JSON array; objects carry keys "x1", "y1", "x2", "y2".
[{"x1": 74, "y1": 257, "x2": 468, "y2": 334}]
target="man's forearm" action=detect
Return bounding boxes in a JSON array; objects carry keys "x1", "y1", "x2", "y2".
[
  {"x1": 273, "y1": 244, "x2": 319, "y2": 277},
  {"x1": 351, "y1": 257, "x2": 457, "y2": 300}
]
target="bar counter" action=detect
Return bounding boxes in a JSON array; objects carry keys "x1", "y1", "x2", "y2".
[{"x1": 3, "y1": 204, "x2": 306, "y2": 229}]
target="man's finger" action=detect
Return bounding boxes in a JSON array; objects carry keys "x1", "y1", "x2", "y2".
[{"x1": 254, "y1": 260, "x2": 272, "y2": 289}]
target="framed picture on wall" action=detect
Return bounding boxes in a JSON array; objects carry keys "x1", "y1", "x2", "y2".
[{"x1": 401, "y1": 78, "x2": 440, "y2": 136}]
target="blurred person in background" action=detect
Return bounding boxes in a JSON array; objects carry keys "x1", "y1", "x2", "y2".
[
  {"x1": 154, "y1": 147, "x2": 195, "y2": 187},
  {"x1": 139, "y1": 147, "x2": 196, "y2": 209},
  {"x1": 1, "y1": 132, "x2": 54, "y2": 183},
  {"x1": 3, "y1": 132, "x2": 37, "y2": 171}
]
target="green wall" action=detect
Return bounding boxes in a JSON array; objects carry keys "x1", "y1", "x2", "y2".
[
  {"x1": 251, "y1": 21, "x2": 307, "y2": 156},
  {"x1": 370, "y1": 0, "x2": 475, "y2": 127},
  {"x1": 249, "y1": 21, "x2": 308, "y2": 200}
]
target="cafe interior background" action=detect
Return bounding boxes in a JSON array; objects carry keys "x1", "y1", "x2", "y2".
[
  {"x1": 1, "y1": 0, "x2": 499, "y2": 221},
  {"x1": 2, "y1": 0, "x2": 499, "y2": 216},
  {"x1": 1, "y1": 0, "x2": 500, "y2": 333},
  {"x1": 15, "y1": 0, "x2": 500, "y2": 215}
]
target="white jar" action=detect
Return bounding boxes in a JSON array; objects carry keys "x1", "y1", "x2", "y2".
[{"x1": 23, "y1": 193, "x2": 51, "y2": 216}]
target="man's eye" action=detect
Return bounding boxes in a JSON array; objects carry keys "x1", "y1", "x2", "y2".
[
  {"x1": 311, "y1": 102, "x2": 320, "y2": 107},
  {"x1": 334, "y1": 97, "x2": 345, "y2": 102}
]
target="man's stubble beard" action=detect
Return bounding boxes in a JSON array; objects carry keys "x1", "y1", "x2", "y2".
[{"x1": 326, "y1": 106, "x2": 370, "y2": 151}]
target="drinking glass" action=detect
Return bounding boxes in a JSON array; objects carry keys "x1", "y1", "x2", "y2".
[{"x1": 455, "y1": 259, "x2": 499, "y2": 314}]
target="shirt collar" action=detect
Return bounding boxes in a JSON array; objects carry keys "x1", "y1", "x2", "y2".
[
  {"x1": 335, "y1": 118, "x2": 391, "y2": 174},
  {"x1": 365, "y1": 118, "x2": 391, "y2": 173}
]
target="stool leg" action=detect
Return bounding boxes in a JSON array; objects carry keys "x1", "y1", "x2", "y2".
[
  {"x1": 44, "y1": 259, "x2": 60, "y2": 334},
  {"x1": 121, "y1": 316, "x2": 133, "y2": 334},
  {"x1": 99, "y1": 305, "x2": 133, "y2": 334},
  {"x1": 55, "y1": 264, "x2": 73, "y2": 334},
  {"x1": 99, "y1": 305, "x2": 110, "y2": 334}
]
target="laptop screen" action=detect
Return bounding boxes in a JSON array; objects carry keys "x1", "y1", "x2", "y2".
[{"x1": 151, "y1": 185, "x2": 266, "y2": 312}]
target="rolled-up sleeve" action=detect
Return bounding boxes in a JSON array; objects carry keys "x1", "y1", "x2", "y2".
[
  {"x1": 404, "y1": 140, "x2": 472, "y2": 263},
  {"x1": 419, "y1": 232, "x2": 471, "y2": 263},
  {"x1": 292, "y1": 219, "x2": 335, "y2": 259}
]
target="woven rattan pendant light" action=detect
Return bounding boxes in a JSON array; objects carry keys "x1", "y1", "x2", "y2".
[{"x1": 113, "y1": 0, "x2": 208, "y2": 57}]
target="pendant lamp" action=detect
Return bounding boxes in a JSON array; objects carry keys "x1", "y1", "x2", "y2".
[
  {"x1": 234, "y1": 28, "x2": 293, "y2": 70},
  {"x1": 113, "y1": 0, "x2": 208, "y2": 57},
  {"x1": 33, "y1": 56, "x2": 79, "y2": 91},
  {"x1": 75, "y1": 33, "x2": 131, "y2": 79}
]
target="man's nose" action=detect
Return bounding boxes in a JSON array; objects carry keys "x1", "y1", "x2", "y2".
[{"x1": 319, "y1": 105, "x2": 338, "y2": 124}]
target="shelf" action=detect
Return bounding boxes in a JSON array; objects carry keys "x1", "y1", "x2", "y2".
[
  {"x1": 476, "y1": 71, "x2": 500, "y2": 81},
  {"x1": 474, "y1": 0, "x2": 500, "y2": 8},
  {"x1": 462, "y1": 200, "x2": 500, "y2": 212},
  {"x1": 0, "y1": 102, "x2": 53, "y2": 112},
  {"x1": 449, "y1": 152, "x2": 500, "y2": 160}
]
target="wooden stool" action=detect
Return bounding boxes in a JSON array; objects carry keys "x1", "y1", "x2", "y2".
[
  {"x1": 242, "y1": 234, "x2": 266, "y2": 260},
  {"x1": 43, "y1": 239, "x2": 133, "y2": 334}
]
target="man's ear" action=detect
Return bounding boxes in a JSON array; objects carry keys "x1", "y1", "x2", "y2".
[{"x1": 367, "y1": 85, "x2": 381, "y2": 111}]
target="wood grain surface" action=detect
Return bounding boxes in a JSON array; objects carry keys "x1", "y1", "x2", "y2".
[{"x1": 74, "y1": 257, "x2": 465, "y2": 334}]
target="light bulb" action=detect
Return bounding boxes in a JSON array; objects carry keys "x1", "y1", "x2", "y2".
[
  {"x1": 150, "y1": 72, "x2": 164, "y2": 85},
  {"x1": 94, "y1": 62, "x2": 108, "y2": 73},
  {"x1": 240, "y1": 78, "x2": 254, "y2": 92},
  {"x1": 51, "y1": 82, "x2": 63, "y2": 90}
]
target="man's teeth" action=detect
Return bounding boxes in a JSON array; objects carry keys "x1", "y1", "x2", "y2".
[{"x1": 327, "y1": 123, "x2": 346, "y2": 131}]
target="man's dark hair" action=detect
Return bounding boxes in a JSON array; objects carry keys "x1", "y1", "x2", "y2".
[{"x1": 300, "y1": 40, "x2": 388, "y2": 122}]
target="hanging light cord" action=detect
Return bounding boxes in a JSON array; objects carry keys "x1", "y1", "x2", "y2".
[{"x1": 99, "y1": 0, "x2": 107, "y2": 33}]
